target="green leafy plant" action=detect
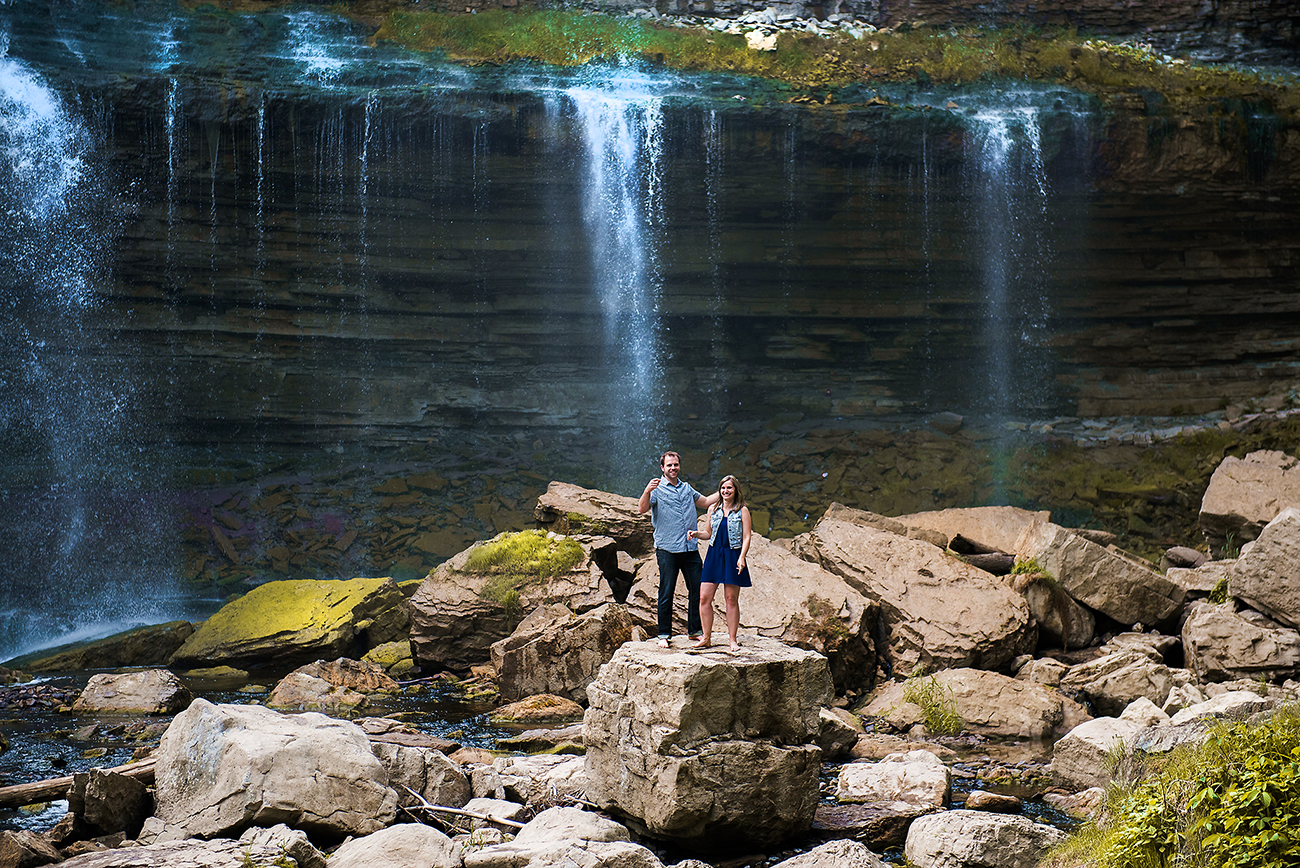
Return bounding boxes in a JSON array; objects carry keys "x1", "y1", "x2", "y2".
[
  {"x1": 1048, "y1": 704, "x2": 1300, "y2": 868},
  {"x1": 901, "y1": 672, "x2": 964, "y2": 736},
  {"x1": 1208, "y1": 574, "x2": 1230, "y2": 604}
]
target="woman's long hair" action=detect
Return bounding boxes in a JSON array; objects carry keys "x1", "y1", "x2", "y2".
[{"x1": 718, "y1": 475, "x2": 746, "y2": 510}]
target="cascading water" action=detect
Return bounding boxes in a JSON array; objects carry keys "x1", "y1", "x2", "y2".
[
  {"x1": 562, "y1": 80, "x2": 667, "y2": 481},
  {"x1": 0, "y1": 45, "x2": 192, "y2": 660},
  {"x1": 966, "y1": 98, "x2": 1059, "y2": 426}
]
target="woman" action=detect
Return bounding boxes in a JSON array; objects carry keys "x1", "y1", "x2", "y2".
[{"x1": 692, "y1": 475, "x2": 752, "y2": 652}]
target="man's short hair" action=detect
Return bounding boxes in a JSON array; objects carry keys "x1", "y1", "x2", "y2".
[{"x1": 660, "y1": 451, "x2": 680, "y2": 467}]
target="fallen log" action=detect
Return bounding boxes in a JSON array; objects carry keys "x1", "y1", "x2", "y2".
[{"x1": 0, "y1": 756, "x2": 156, "y2": 810}]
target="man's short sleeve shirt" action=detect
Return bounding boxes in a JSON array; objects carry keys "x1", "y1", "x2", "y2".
[{"x1": 649, "y1": 478, "x2": 702, "y2": 552}]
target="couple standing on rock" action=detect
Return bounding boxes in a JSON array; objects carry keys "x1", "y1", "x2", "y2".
[{"x1": 637, "y1": 450, "x2": 753, "y2": 653}]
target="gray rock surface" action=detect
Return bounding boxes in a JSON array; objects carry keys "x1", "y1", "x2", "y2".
[
  {"x1": 56, "y1": 839, "x2": 294, "y2": 868},
  {"x1": 374, "y1": 742, "x2": 472, "y2": 810},
  {"x1": 1059, "y1": 650, "x2": 1175, "y2": 717},
  {"x1": 835, "y1": 751, "x2": 950, "y2": 808},
  {"x1": 1182, "y1": 599, "x2": 1300, "y2": 682},
  {"x1": 904, "y1": 810, "x2": 1067, "y2": 868},
  {"x1": 863, "y1": 668, "x2": 1089, "y2": 740},
  {"x1": 1051, "y1": 717, "x2": 1145, "y2": 791},
  {"x1": 770, "y1": 839, "x2": 889, "y2": 868},
  {"x1": 153, "y1": 698, "x2": 397, "y2": 840},
  {"x1": 72, "y1": 669, "x2": 192, "y2": 715},
  {"x1": 534, "y1": 483, "x2": 655, "y2": 556},
  {"x1": 328, "y1": 824, "x2": 461, "y2": 868},
  {"x1": 238, "y1": 824, "x2": 328, "y2": 868}
]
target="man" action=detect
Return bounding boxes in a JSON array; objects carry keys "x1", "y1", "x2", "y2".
[{"x1": 638, "y1": 451, "x2": 717, "y2": 648}]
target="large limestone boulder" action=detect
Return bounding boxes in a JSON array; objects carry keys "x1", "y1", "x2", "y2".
[
  {"x1": 771, "y1": 839, "x2": 889, "y2": 868},
  {"x1": 904, "y1": 810, "x2": 1068, "y2": 868},
  {"x1": 5, "y1": 621, "x2": 194, "y2": 672},
  {"x1": 169, "y1": 577, "x2": 408, "y2": 670},
  {"x1": 153, "y1": 698, "x2": 397, "y2": 840},
  {"x1": 328, "y1": 823, "x2": 460, "y2": 868},
  {"x1": 584, "y1": 636, "x2": 828, "y2": 848},
  {"x1": 835, "y1": 751, "x2": 950, "y2": 808},
  {"x1": 72, "y1": 669, "x2": 192, "y2": 714},
  {"x1": 534, "y1": 482, "x2": 654, "y2": 556},
  {"x1": 464, "y1": 807, "x2": 662, "y2": 868},
  {"x1": 1199, "y1": 450, "x2": 1300, "y2": 549},
  {"x1": 1013, "y1": 521, "x2": 1186, "y2": 628},
  {"x1": 895, "y1": 506, "x2": 1050, "y2": 556},
  {"x1": 629, "y1": 530, "x2": 879, "y2": 692},
  {"x1": 492, "y1": 603, "x2": 646, "y2": 704},
  {"x1": 863, "y1": 669, "x2": 1089, "y2": 740},
  {"x1": 410, "y1": 532, "x2": 619, "y2": 671},
  {"x1": 1051, "y1": 717, "x2": 1145, "y2": 791},
  {"x1": 1059, "y1": 650, "x2": 1175, "y2": 717},
  {"x1": 1230, "y1": 506, "x2": 1300, "y2": 629},
  {"x1": 1182, "y1": 600, "x2": 1300, "y2": 682},
  {"x1": 266, "y1": 657, "x2": 401, "y2": 711},
  {"x1": 785, "y1": 504, "x2": 1034, "y2": 676}
]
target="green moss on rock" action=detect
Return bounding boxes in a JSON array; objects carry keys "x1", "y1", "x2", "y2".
[{"x1": 170, "y1": 577, "x2": 407, "y2": 670}]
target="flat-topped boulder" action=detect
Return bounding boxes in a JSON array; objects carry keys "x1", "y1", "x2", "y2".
[
  {"x1": 584, "y1": 635, "x2": 828, "y2": 848},
  {"x1": 72, "y1": 669, "x2": 192, "y2": 715},
  {"x1": 1181, "y1": 600, "x2": 1300, "y2": 682},
  {"x1": 628, "y1": 531, "x2": 879, "y2": 693},
  {"x1": 893, "y1": 505, "x2": 1050, "y2": 556},
  {"x1": 169, "y1": 577, "x2": 408, "y2": 671},
  {"x1": 534, "y1": 482, "x2": 654, "y2": 555},
  {"x1": 1199, "y1": 450, "x2": 1300, "y2": 550},
  {"x1": 784, "y1": 504, "x2": 1034, "y2": 676}
]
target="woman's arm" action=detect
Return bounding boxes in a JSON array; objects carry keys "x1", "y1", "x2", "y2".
[
  {"x1": 738, "y1": 506, "x2": 752, "y2": 571},
  {"x1": 692, "y1": 507, "x2": 713, "y2": 542}
]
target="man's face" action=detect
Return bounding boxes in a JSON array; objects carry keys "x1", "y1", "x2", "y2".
[{"x1": 661, "y1": 455, "x2": 681, "y2": 482}]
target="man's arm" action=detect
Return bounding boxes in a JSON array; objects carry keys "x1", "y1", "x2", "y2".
[
  {"x1": 695, "y1": 490, "x2": 720, "y2": 510},
  {"x1": 639, "y1": 478, "x2": 660, "y2": 514}
]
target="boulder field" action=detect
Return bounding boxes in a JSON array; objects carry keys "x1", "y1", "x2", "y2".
[{"x1": 5, "y1": 449, "x2": 1300, "y2": 867}]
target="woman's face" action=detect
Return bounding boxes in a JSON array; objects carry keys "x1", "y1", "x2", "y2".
[{"x1": 720, "y1": 480, "x2": 735, "y2": 500}]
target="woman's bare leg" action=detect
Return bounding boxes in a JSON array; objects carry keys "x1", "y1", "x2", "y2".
[
  {"x1": 696, "y1": 583, "x2": 717, "y2": 647},
  {"x1": 724, "y1": 584, "x2": 741, "y2": 651}
]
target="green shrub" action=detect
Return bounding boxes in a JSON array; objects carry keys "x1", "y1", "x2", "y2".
[
  {"x1": 901, "y1": 673, "x2": 964, "y2": 736},
  {"x1": 1049, "y1": 704, "x2": 1300, "y2": 868}
]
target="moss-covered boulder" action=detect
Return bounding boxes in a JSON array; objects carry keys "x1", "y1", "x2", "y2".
[
  {"x1": 5, "y1": 621, "x2": 195, "y2": 672},
  {"x1": 169, "y1": 578, "x2": 408, "y2": 671},
  {"x1": 409, "y1": 530, "x2": 612, "y2": 671}
]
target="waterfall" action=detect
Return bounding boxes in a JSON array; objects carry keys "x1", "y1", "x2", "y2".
[
  {"x1": 564, "y1": 82, "x2": 667, "y2": 480},
  {"x1": 0, "y1": 51, "x2": 188, "y2": 660},
  {"x1": 966, "y1": 100, "x2": 1056, "y2": 425}
]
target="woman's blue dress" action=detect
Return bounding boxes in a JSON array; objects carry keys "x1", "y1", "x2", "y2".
[{"x1": 701, "y1": 513, "x2": 752, "y2": 587}]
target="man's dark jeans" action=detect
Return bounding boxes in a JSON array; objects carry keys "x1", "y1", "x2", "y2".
[{"x1": 655, "y1": 548, "x2": 703, "y2": 639}]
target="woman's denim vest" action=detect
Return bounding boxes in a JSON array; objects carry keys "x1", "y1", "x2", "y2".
[{"x1": 707, "y1": 506, "x2": 743, "y2": 549}]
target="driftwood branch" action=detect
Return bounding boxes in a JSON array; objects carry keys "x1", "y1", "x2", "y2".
[
  {"x1": 401, "y1": 786, "x2": 527, "y2": 829},
  {"x1": 0, "y1": 757, "x2": 156, "y2": 810}
]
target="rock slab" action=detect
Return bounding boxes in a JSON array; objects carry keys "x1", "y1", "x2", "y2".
[{"x1": 584, "y1": 636, "x2": 828, "y2": 848}]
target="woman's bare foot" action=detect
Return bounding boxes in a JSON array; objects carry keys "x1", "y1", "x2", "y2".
[
  {"x1": 692, "y1": 637, "x2": 712, "y2": 649},
  {"x1": 729, "y1": 641, "x2": 741, "y2": 652},
  {"x1": 656, "y1": 637, "x2": 670, "y2": 649}
]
